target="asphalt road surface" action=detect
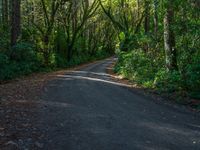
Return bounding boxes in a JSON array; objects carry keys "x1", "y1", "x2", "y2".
[{"x1": 39, "y1": 57, "x2": 200, "y2": 150}]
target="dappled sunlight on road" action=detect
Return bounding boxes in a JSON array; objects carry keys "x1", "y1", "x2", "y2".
[
  {"x1": 56, "y1": 74, "x2": 132, "y2": 88},
  {"x1": 68, "y1": 70, "x2": 116, "y2": 78}
]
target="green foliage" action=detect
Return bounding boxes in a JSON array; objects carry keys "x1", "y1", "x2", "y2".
[
  {"x1": 185, "y1": 63, "x2": 200, "y2": 91},
  {"x1": 0, "y1": 53, "x2": 9, "y2": 66},
  {"x1": 68, "y1": 55, "x2": 91, "y2": 67},
  {"x1": 112, "y1": 0, "x2": 200, "y2": 105},
  {"x1": 0, "y1": 27, "x2": 9, "y2": 52},
  {"x1": 154, "y1": 69, "x2": 183, "y2": 92},
  {"x1": 115, "y1": 50, "x2": 164, "y2": 88},
  {"x1": 9, "y1": 42, "x2": 38, "y2": 62},
  {"x1": 115, "y1": 50, "x2": 200, "y2": 99},
  {"x1": 54, "y1": 54, "x2": 68, "y2": 68},
  {"x1": 0, "y1": 42, "x2": 41, "y2": 81},
  {"x1": 67, "y1": 50, "x2": 110, "y2": 67}
]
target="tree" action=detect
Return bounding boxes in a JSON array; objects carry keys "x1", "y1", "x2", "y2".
[
  {"x1": 11, "y1": 0, "x2": 21, "y2": 46},
  {"x1": 144, "y1": 0, "x2": 150, "y2": 34},
  {"x1": 60, "y1": 0, "x2": 99, "y2": 61},
  {"x1": 153, "y1": 0, "x2": 158, "y2": 37},
  {"x1": 2, "y1": 0, "x2": 9, "y2": 25},
  {"x1": 32, "y1": 0, "x2": 67, "y2": 65},
  {"x1": 163, "y1": 0, "x2": 178, "y2": 71}
]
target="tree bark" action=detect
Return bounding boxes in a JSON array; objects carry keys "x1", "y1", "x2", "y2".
[
  {"x1": 153, "y1": 0, "x2": 158, "y2": 37},
  {"x1": 1, "y1": 0, "x2": 8, "y2": 25},
  {"x1": 1, "y1": 0, "x2": 3, "y2": 23},
  {"x1": 144, "y1": 0, "x2": 150, "y2": 34},
  {"x1": 137, "y1": 0, "x2": 140, "y2": 19},
  {"x1": 164, "y1": 1, "x2": 178, "y2": 71},
  {"x1": 11, "y1": 0, "x2": 21, "y2": 46}
]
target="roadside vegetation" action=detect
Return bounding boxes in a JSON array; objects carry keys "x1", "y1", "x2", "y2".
[
  {"x1": 110, "y1": 0, "x2": 200, "y2": 105},
  {"x1": 0, "y1": 0, "x2": 199, "y2": 106}
]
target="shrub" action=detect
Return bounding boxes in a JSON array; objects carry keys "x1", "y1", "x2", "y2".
[
  {"x1": 9, "y1": 42, "x2": 38, "y2": 62},
  {"x1": 0, "y1": 54, "x2": 18, "y2": 80},
  {"x1": 0, "y1": 53, "x2": 9, "y2": 66},
  {"x1": 185, "y1": 62, "x2": 200, "y2": 99},
  {"x1": 154, "y1": 69, "x2": 183, "y2": 92},
  {"x1": 115, "y1": 50, "x2": 164, "y2": 87},
  {"x1": 0, "y1": 42, "x2": 41, "y2": 81},
  {"x1": 0, "y1": 27, "x2": 9, "y2": 52},
  {"x1": 115, "y1": 49, "x2": 200, "y2": 99}
]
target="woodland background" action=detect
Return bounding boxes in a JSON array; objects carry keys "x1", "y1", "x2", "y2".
[{"x1": 0, "y1": 0, "x2": 199, "y2": 101}]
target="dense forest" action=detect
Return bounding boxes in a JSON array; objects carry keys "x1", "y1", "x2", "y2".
[{"x1": 0, "y1": 0, "x2": 199, "y2": 99}]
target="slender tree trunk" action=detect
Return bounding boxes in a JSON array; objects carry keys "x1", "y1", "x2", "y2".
[
  {"x1": 31, "y1": 1, "x2": 35, "y2": 23},
  {"x1": 4, "y1": 0, "x2": 8, "y2": 24},
  {"x1": 153, "y1": 0, "x2": 158, "y2": 37},
  {"x1": 137, "y1": 0, "x2": 140, "y2": 19},
  {"x1": 67, "y1": 44, "x2": 73, "y2": 62},
  {"x1": 2, "y1": 0, "x2": 4, "y2": 23},
  {"x1": 43, "y1": 34, "x2": 50, "y2": 66},
  {"x1": 72, "y1": 0, "x2": 78, "y2": 33},
  {"x1": 2, "y1": 0, "x2": 8, "y2": 25},
  {"x1": 11, "y1": 0, "x2": 21, "y2": 46},
  {"x1": 143, "y1": 0, "x2": 150, "y2": 52},
  {"x1": 0, "y1": 0, "x2": 3, "y2": 23},
  {"x1": 144, "y1": 0, "x2": 150, "y2": 34},
  {"x1": 164, "y1": 1, "x2": 178, "y2": 71}
]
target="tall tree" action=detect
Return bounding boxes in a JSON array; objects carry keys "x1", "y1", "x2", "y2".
[
  {"x1": 163, "y1": 0, "x2": 178, "y2": 71},
  {"x1": 144, "y1": 0, "x2": 150, "y2": 34},
  {"x1": 153, "y1": 0, "x2": 158, "y2": 37},
  {"x1": 11, "y1": 0, "x2": 21, "y2": 46},
  {"x1": 61, "y1": 0, "x2": 99, "y2": 61},
  {"x1": 1, "y1": 0, "x2": 9, "y2": 25}
]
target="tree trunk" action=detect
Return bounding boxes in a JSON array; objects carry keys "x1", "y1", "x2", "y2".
[
  {"x1": 1, "y1": 0, "x2": 8, "y2": 25},
  {"x1": 153, "y1": 0, "x2": 158, "y2": 37},
  {"x1": 164, "y1": 2, "x2": 178, "y2": 71},
  {"x1": 144, "y1": 0, "x2": 150, "y2": 34},
  {"x1": 137, "y1": 0, "x2": 140, "y2": 19},
  {"x1": 43, "y1": 34, "x2": 50, "y2": 66},
  {"x1": 67, "y1": 44, "x2": 72, "y2": 62},
  {"x1": 4, "y1": 0, "x2": 8, "y2": 24},
  {"x1": 11, "y1": 0, "x2": 21, "y2": 46},
  {"x1": 0, "y1": 0, "x2": 3, "y2": 23}
]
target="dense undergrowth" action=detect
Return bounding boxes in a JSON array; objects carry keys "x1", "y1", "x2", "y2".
[
  {"x1": 111, "y1": 0, "x2": 200, "y2": 108},
  {"x1": 115, "y1": 50, "x2": 200, "y2": 103}
]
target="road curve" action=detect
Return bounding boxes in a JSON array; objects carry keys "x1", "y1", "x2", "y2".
[{"x1": 39, "y1": 57, "x2": 200, "y2": 150}]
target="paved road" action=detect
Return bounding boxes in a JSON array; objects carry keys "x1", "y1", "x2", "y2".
[{"x1": 40, "y1": 58, "x2": 200, "y2": 150}]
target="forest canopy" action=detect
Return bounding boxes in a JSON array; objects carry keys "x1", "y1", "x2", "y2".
[{"x1": 0, "y1": 0, "x2": 200, "y2": 99}]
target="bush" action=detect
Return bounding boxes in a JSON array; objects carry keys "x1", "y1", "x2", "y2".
[
  {"x1": 9, "y1": 42, "x2": 38, "y2": 62},
  {"x1": 0, "y1": 53, "x2": 9, "y2": 66},
  {"x1": 185, "y1": 62, "x2": 200, "y2": 91},
  {"x1": 0, "y1": 53, "x2": 10, "y2": 80},
  {"x1": 154, "y1": 69, "x2": 183, "y2": 92},
  {"x1": 68, "y1": 54, "x2": 91, "y2": 67},
  {"x1": 0, "y1": 42, "x2": 41, "y2": 81},
  {"x1": 0, "y1": 27, "x2": 9, "y2": 52},
  {"x1": 115, "y1": 50, "x2": 164, "y2": 87},
  {"x1": 185, "y1": 62, "x2": 200, "y2": 99},
  {"x1": 115, "y1": 49, "x2": 200, "y2": 99}
]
